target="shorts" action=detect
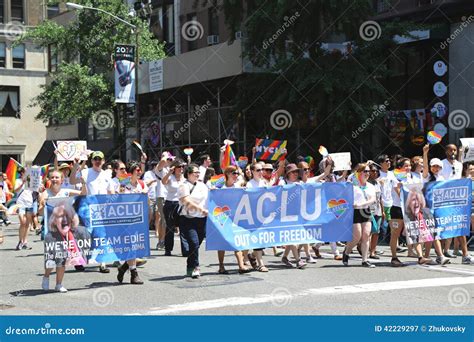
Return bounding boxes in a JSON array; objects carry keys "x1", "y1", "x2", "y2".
[
  {"x1": 157, "y1": 198, "x2": 166, "y2": 227},
  {"x1": 372, "y1": 215, "x2": 382, "y2": 234},
  {"x1": 383, "y1": 206, "x2": 391, "y2": 221},
  {"x1": 149, "y1": 198, "x2": 158, "y2": 214},
  {"x1": 390, "y1": 206, "x2": 403, "y2": 220},
  {"x1": 353, "y1": 208, "x2": 371, "y2": 224},
  {"x1": 19, "y1": 207, "x2": 34, "y2": 215}
]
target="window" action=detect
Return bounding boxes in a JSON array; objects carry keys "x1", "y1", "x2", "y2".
[
  {"x1": 48, "y1": 44, "x2": 58, "y2": 72},
  {"x1": 47, "y1": 3, "x2": 60, "y2": 19},
  {"x1": 208, "y1": 7, "x2": 219, "y2": 36},
  {"x1": 0, "y1": 43, "x2": 5, "y2": 67},
  {"x1": 12, "y1": 44, "x2": 25, "y2": 69},
  {"x1": 11, "y1": 0, "x2": 24, "y2": 22},
  {"x1": 165, "y1": 4, "x2": 174, "y2": 43},
  {"x1": 0, "y1": 1, "x2": 4, "y2": 23},
  {"x1": 186, "y1": 13, "x2": 197, "y2": 51},
  {"x1": 0, "y1": 86, "x2": 20, "y2": 118}
]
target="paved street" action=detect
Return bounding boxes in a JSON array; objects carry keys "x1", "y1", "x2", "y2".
[{"x1": 1, "y1": 218, "x2": 473, "y2": 316}]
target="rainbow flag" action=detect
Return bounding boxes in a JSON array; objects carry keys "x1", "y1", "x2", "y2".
[
  {"x1": 254, "y1": 138, "x2": 287, "y2": 161},
  {"x1": 117, "y1": 174, "x2": 131, "y2": 186},
  {"x1": 210, "y1": 174, "x2": 225, "y2": 188},
  {"x1": 221, "y1": 144, "x2": 237, "y2": 170},
  {"x1": 318, "y1": 146, "x2": 329, "y2": 157},
  {"x1": 393, "y1": 168, "x2": 407, "y2": 182},
  {"x1": 5, "y1": 158, "x2": 22, "y2": 192},
  {"x1": 40, "y1": 164, "x2": 50, "y2": 181}
]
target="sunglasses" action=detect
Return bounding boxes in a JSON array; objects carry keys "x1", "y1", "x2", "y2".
[
  {"x1": 191, "y1": 171, "x2": 200, "y2": 174},
  {"x1": 303, "y1": 168, "x2": 310, "y2": 172},
  {"x1": 93, "y1": 157, "x2": 103, "y2": 161},
  {"x1": 119, "y1": 167, "x2": 126, "y2": 171},
  {"x1": 175, "y1": 165, "x2": 184, "y2": 169},
  {"x1": 254, "y1": 169, "x2": 263, "y2": 172},
  {"x1": 289, "y1": 170, "x2": 299, "y2": 174},
  {"x1": 263, "y1": 169, "x2": 273, "y2": 172},
  {"x1": 135, "y1": 168, "x2": 142, "y2": 173},
  {"x1": 363, "y1": 170, "x2": 370, "y2": 173},
  {"x1": 232, "y1": 171, "x2": 239, "y2": 175}
]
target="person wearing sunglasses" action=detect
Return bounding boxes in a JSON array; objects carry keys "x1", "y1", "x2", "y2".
[
  {"x1": 367, "y1": 164, "x2": 385, "y2": 259},
  {"x1": 162, "y1": 159, "x2": 187, "y2": 256},
  {"x1": 343, "y1": 164, "x2": 377, "y2": 268},
  {"x1": 178, "y1": 164, "x2": 209, "y2": 278},
  {"x1": 440, "y1": 144, "x2": 463, "y2": 258}
]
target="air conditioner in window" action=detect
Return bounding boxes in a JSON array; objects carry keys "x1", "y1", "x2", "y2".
[{"x1": 207, "y1": 35, "x2": 220, "y2": 45}]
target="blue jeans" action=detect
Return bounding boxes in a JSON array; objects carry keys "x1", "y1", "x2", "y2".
[{"x1": 179, "y1": 216, "x2": 206, "y2": 269}]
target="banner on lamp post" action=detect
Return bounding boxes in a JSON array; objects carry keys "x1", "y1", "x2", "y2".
[{"x1": 114, "y1": 44, "x2": 136, "y2": 104}]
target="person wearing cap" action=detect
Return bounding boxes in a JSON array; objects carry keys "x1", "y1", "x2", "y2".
[
  {"x1": 278, "y1": 163, "x2": 307, "y2": 269},
  {"x1": 70, "y1": 151, "x2": 111, "y2": 273}
]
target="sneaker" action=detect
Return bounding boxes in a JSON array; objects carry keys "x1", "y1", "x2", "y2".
[
  {"x1": 454, "y1": 250, "x2": 463, "y2": 257},
  {"x1": 99, "y1": 265, "x2": 110, "y2": 273},
  {"x1": 191, "y1": 267, "x2": 201, "y2": 279},
  {"x1": 164, "y1": 251, "x2": 172, "y2": 256},
  {"x1": 296, "y1": 259, "x2": 307, "y2": 269},
  {"x1": 375, "y1": 250, "x2": 384, "y2": 255},
  {"x1": 281, "y1": 256, "x2": 294, "y2": 268},
  {"x1": 418, "y1": 257, "x2": 431, "y2": 265},
  {"x1": 41, "y1": 277, "x2": 49, "y2": 291},
  {"x1": 462, "y1": 256, "x2": 472, "y2": 264},
  {"x1": 391, "y1": 257, "x2": 403, "y2": 267},
  {"x1": 336, "y1": 242, "x2": 345, "y2": 247},
  {"x1": 21, "y1": 243, "x2": 32, "y2": 250},
  {"x1": 130, "y1": 269, "x2": 144, "y2": 284},
  {"x1": 342, "y1": 252, "x2": 349, "y2": 266},
  {"x1": 117, "y1": 262, "x2": 129, "y2": 283},
  {"x1": 156, "y1": 241, "x2": 165, "y2": 250},
  {"x1": 4, "y1": 221, "x2": 11, "y2": 226},
  {"x1": 311, "y1": 246, "x2": 322, "y2": 258},
  {"x1": 444, "y1": 251, "x2": 456, "y2": 258},
  {"x1": 306, "y1": 256, "x2": 317, "y2": 264},
  {"x1": 396, "y1": 247, "x2": 407, "y2": 253},
  {"x1": 369, "y1": 254, "x2": 380, "y2": 260},
  {"x1": 15, "y1": 241, "x2": 23, "y2": 250},
  {"x1": 436, "y1": 256, "x2": 450, "y2": 266},
  {"x1": 54, "y1": 284, "x2": 68, "y2": 293},
  {"x1": 74, "y1": 265, "x2": 85, "y2": 272},
  {"x1": 362, "y1": 261, "x2": 376, "y2": 268}
]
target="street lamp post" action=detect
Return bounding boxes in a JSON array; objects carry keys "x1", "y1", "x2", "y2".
[{"x1": 66, "y1": 3, "x2": 141, "y2": 159}]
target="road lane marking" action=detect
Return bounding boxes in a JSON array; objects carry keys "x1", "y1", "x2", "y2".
[{"x1": 142, "y1": 276, "x2": 474, "y2": 315}]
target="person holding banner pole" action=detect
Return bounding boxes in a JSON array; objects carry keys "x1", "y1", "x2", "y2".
[
  {"x1": 342, "y1": 164, "x2": 376, "y2": 268},
  {"x1": 178, "y1": 164, "x2": 209, "y2": 278},
  {"x1": 114, "y1": 161, "x2": 148, "y2": 285},
  {"x1": 162, "y1": 159, "x2": 187, "y2": 256}
]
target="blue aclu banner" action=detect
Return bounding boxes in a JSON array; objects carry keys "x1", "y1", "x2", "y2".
[
  {"x1": 44, "y1": 194, "x2": 150, "y2": 267},
  {"x1": 424, "y1": 178, "x2": 472, "y2": 239},
  {"x1": 206, "y1": 182, "x2": 354, "y2": 251}
]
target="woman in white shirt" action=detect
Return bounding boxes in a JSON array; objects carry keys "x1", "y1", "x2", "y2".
[
  {"x1": 16, "y1": 167, "x2": 38, "y2": 250},
  {"x1": 162, "y1": 159, "x2": 187, "y2": 256},
  {"x1": 178, "y1": 164, "x2": 209, "y2": 278},
  {"x1": 114, "y1": 161, "x2": 148, "y2": 285},
  {"x1": 342, "y1": 163, "x2": 377, "y2": 268}
]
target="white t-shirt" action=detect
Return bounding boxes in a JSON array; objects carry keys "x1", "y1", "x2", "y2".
[
  {"x1": 122, "y1": 180, "x2": 148, "y2": 194},
  {"x1": 411, "y1": 172, "x2": 423, "y2": 184},
  {"x1": 353, "y1": 183, "x2": 376, "y2": 209},
  {"x1": 108, "y1": 177, "x2": 120, "y2": 193},
  {"x1": 143, "y1": 170, "x2": 158, "y2": 199},
  {"x1": 391, "y1": 175, "x2": 413, "y2": 208},
  {"x1": 0, "y1": 181, "x2": 6, "y2": 203},
  {"x1": 46, "y1": 188, "x2": 71, "y2": 199},
  {"x1": 157, "y1": 167, "x2": 169, "y2": 198},
  {"x1": 440, "y1": 159, "x2": 462, "y2": 180},
  {"x1": 198, "y1": 165, "x2": 207, "y2": 182},
  {"x1": 81, "y1": 168, "x2": 111, "y2": 195},
  {"x1": 178, "y1": 180, "x2": 209, "y2": 218},
  {"x1": 17, "y1": 189, "x2": 34, "y2": 208},
  {"x1": 164, "y1": 174, "x2": 184, "y2": 201},
  {"x1": 61, "y1": 177, "x2": 77, "y2": 190},
  {"x1": 423, "y1": 173, "x2": 445, "y2": 183},
  {"x1": 378, "y1": 171, "x2": 393, "y2": 207},
  {"x1": 246, "y1": 178, "x2": 266, "y2": 188}
]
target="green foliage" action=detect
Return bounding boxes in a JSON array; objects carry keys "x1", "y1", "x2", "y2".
[
  {"x1": 222, "y1": 0, "x2": 423, "y2": 151},
  {"x1": 18, "y1": 0, "x2": 165, "y2": 123}
]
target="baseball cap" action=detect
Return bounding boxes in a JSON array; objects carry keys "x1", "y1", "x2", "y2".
[
  {"x1": 58, "y1": 163, "x2": 71, "y2": 170},
  {"x1": 91, "y1": 151, "x2": 105, "y2": 159},
  {"x1": 429, "y1": 158, "x2": 443, "y2": 168}
]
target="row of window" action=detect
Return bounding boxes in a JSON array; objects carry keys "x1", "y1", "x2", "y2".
[
  {"x1": 0, "y1": 42, "x2": 24, "y2": 68},
  {"x1": 0, "y1": 86, "x2": 20, "y2": 117},
  {"x1": 0, "y1": 0, "x2": 24, "y2": 23}
]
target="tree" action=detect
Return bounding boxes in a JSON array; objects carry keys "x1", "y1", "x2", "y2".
[
  {"x1": 220, "y1": 0, "x2": 421, "y2": 157},
  {"x1": 18, "y1": 0, "x2": 165, "y2": 123}
]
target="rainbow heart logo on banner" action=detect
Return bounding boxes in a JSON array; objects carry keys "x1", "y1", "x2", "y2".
[
  {"x1": 213, "y1": 206, "x2": 231, "y2": 226},
  {"x1": 427, "y1": 131, "x2": 442, "y2": 145},
  {"x1": 327, "y1": 199, "x2": 348, "y2": 219},
  {"x1": 237, "y1": 156, "x2": 248, "y2": 169}
]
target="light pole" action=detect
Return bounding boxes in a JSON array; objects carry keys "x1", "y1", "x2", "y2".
[{"x1": 66, "y1": 2, "x2": 140, "y2": 159}]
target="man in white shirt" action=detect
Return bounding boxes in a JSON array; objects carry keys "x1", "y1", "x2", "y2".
[
  {"x1": 440, "y1": 144, "x2": 463, "y2": 180},
  {"x1": 154, "y1": 152, "x2": 174, "y2": 250},
  {"x1": 198, "y1": 154, "x2": 211, "y2": 182},
  {"x1": 144, "y1": 161, "x2": 160, "y2": 239}
]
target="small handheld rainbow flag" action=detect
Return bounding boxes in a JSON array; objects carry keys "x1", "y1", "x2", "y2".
[
  {"x1": 5, "y1": 158, "x2": 22, "y2": 192},
  {"x1": 184, "y1": 147, "x2": 194, "y2": 156},
  {"x1": 117, "y1": 174, "x2": 131, "y2": 186},
  {"x1": 210, "y1": 174, "x2": 225, "y2": 188},
  {"x1": 427, "y1": 131, "x2": 442, "y2": 145},
  {"x1": 221, "y1": 143, "x2": 237, "y2": 170},
  {"x1": 393, "y1": 168, "x2": 407, "y2": 182},
  {"x1": 40, "y1": 164, "x2": 50, "y2": 181},
  {"x1": 237, "y1": 156, "x2": 248, "y2": 169}
]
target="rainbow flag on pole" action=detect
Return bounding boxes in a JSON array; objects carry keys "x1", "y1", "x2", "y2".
[
  {"x1": 221, "y1": 144, "x2": 237, "y2": 170},
  {"x1": 5, "y1": 158, "x2": 22, "y2": 192},
  {"x1": 40, "y1": 164, "x2": 50, "y2": 181}
]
